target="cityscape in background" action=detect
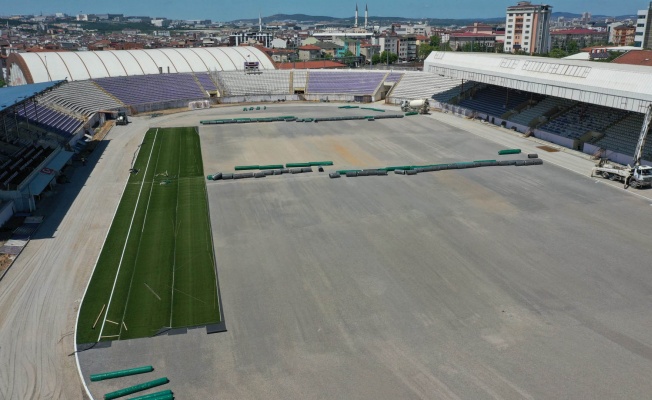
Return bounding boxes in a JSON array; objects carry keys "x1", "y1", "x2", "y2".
[{"x1": 2, "y1": 1, "x2": 652, "y2": 86}]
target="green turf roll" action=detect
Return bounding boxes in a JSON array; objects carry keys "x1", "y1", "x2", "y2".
[
  {"x1": 308, "y1": 161, "x2": 334, "y2": 166},
  {"x1": 498, "y1": 149, "x2": 521, "y2": 155},
  {"x1": 336, "y1": 170, "x2": 361, "y2": 174},
  {"x1": 259, "y1": 164, "x2": 284, "y2": 170},
  {"x1": 206, "y1": 175, "x2": 213, "y2": 180},
  {"x1": 385, "y1": 165, "x2": 413, "y2": 171},
  {"x1": 104, "y1": 377, "x2": 169, "y2": 400},
  {"x1": 286, "y1": 162, "x2": 311, "y2": 168},
  {"x1": 127, "y1": 389, "x2": 173, "y2": 400},
  {"x1": 405, "y1": 112, "x2": 418, "y2": 116},
  {"x1": 91, "y1": 366, "x2": 154, "y2": 382},
  {"x1": 473, "y1": 160, "x2": 497, "y2": 163},
  {"x1": 234, "y1": 165, "x2": 260, "y2": 171}
]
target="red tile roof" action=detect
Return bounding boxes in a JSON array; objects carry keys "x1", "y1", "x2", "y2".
[
  {"x1": 551, "y1": 29, "x2": 605, "y2": 35},
  {"x1": 298, "y1": 44, "x2": 321, "y2": 51},
  {"x1": 612, "y1": 50, "x2": 652, "y2": 67}
]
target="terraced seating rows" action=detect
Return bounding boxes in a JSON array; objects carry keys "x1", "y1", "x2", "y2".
[
  {"x1": 93, "y1": 73, "x2": 207, "y2": 105},
  {"x1": 594, "y1": 113, "x2": 652, "y2": 159},
  {"x1": 540, "y1": 103, "x2": 628, "y2": 140},
  {"x1": 0, "y1": 145, "x2": 55, "y2": 190},
  {"x1": 217, "y1": 70, "x2": 291, "y2": 95},
  {"x1": 458, "y1": 87, "x2": 531, "y2": 117},
  {"x1": 306, "y1": 71, "x2": 386, "y2": 95},
  {"x1": 16, "y1": 103, "x2": 83, "y2": 138},
  {"x1": 389, "y1": 72, "x2": 463, "y2": 102},
  {"x1": 39, "y1": 80, "x2": 124, "y2": 116},
  {"x1": 195, "y1": 73, "x2": 218, "y2": 92},
  {"x1": 508, "y1": 96, "x2": 576, "y2": 126}
]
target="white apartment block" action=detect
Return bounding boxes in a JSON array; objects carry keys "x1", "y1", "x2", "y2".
[
  {"x1": 635, "y1": 2, "x2": 652, "y2": 48},
  {"x1": 504, "y1": 1, "x2": 552, "y2": 54}
]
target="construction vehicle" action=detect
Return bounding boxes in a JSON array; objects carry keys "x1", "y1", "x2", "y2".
[
  {"x1": 400, "y1": 99, "x2": 430, "y2": 114},
  {"x1": 116, "y1": 111, "x2": 129, "y2": 125},
  {"x1": 591, "y1": 104, "x2": 652, "y2": 189}
]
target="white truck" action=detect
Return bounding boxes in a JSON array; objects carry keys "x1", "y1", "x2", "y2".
[
  {"x1": 400, "y1": 99, "x2": 430, "y2": 114},
  {"x1": 591, "y1": 104, "x2": 652, "y2": 189}
]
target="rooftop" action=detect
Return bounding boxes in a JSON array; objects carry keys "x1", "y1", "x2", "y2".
[{"x1": 613, "y1": 50, "x2": 652, "y2": 67}]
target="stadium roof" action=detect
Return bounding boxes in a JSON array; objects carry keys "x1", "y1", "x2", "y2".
[
  {"x1": 0, "y1": 81, "x2": 64, "y2": 113},
  {"x1": 424, "y1": 52, "x2": 652, "y2": 112},
  {"x1": 6, "y1": 47, "x2": 275, "y2": 85}
]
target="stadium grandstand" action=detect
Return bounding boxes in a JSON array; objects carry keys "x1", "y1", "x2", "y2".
[
  {"x1": 4, "y1": 47, "x2": 652, "y2": 169},
  {"x1": 422, "y1": 52, "x2": 652, "y2": 165},
  {"x1": 0, "y1": 81, "x2": 77, "y2": 212}
]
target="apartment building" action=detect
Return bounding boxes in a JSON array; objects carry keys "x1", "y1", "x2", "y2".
[{"x1": 504, "y1": 1, "x2": 552, "y2": 54}]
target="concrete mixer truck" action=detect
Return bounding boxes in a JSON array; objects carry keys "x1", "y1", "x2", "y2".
[{"x1": 400, "y1": 99, "x2": 430, "y2": 114}]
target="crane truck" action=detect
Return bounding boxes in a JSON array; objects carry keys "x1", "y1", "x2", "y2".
[
  {"x1": 400, "y1": 99, "x2": 430, "y2": 114},
  {"x1": 591, "y1": 104, "x2": 652, "y2": 189}
]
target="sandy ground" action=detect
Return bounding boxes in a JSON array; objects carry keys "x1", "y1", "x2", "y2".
[
  {"x1": 78, "y1": 105, "x2": 652, "y2": 400},
  {"x1": 0, "y1": 119, "x2": 149, "y2": 399},
  {"x1": 3, "y1": 104, "x2": 652, "y2": 399}
]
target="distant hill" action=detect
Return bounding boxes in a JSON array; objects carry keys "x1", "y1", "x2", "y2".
[{"x1": 233, "y1": 12, "x2": 638, "y2": 26}]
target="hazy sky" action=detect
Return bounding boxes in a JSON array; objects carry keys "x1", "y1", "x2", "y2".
[{"x1": 2, "y1": 0, "x2": 646, "y2": 21}]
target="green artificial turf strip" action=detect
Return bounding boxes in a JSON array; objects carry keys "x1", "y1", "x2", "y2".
[{"x1": 77, "y1": 127, "x2": 220, "y2": 344}]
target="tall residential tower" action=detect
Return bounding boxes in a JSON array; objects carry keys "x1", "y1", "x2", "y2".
[
  {"x1": 635, "y1": 2, "x2": 652, "y2": 49},
  {"x1": 504, "y1": 1, "x2": 552, "y2": 54}
]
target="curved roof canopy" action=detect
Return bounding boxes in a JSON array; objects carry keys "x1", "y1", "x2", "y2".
[
  {"x1": 8, "y1": 47, "x2": 274, "y2": 85},
  {"x1": 424, "y1": 52, "x2": 652, "y2": 113}
]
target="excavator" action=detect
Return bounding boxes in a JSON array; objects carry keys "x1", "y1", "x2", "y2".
[{"x1": 591, "y1": 104, "x2": 652, "y2": 189}]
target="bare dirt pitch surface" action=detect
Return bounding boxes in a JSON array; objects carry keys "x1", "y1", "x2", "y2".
[{"x1": 77, "y1": 105, "x2": 652, "y2": 400}]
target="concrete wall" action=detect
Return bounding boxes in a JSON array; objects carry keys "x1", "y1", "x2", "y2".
[
  {"x1": 219, "y1": 95, "x2": 301, "y2": 104},
  {"x1": 0, "y1": 201, "x2": 15, "y2": 228}
]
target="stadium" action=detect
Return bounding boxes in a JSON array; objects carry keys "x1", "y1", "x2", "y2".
[{"x1": 1, "y1": 45, "x2": 652, "y2": 399}]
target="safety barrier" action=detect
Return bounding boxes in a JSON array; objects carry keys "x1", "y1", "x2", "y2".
[
  {"x1": 104, "y1": 377, "x2": 169, "y2": 400},
  {"x1": 90, "y1": 366, "x2": 154, "y2": 382}
]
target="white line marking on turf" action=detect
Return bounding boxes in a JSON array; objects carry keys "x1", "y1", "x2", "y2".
[
  {"x1": 97, "y1": 128, "x2": 159, "y2": 342},
  {"x1": 170, "y1": 130, "x2": 182, "y2": 327},
  {"x1": 118, "y1": 130, "x2": 165, "y2": 338},
  {"x1": 144, "y1": 282, "x2": 162, "y2": 301}
]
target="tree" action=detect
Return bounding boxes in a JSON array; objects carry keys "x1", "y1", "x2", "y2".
[
  {"x1": 0, "y1": 77, "x2": 5, "y2": 88},
  {"x1": 323, "y1": 53, "x2": 333, "y2": 60},
  {"x1": 418, "y1": 44, "x2": 435, "y2": 60},
  {"x1": 429, "y1": 35, "x2": 441, "y2": 48},
  {"x1": 549, "y1": 48, "x2": 568, "y2": 58},
  {"x1": 342, "y1": 49, "x2": 354, "y2": 58},
  {"x1": 566, "y1": 40, "x2": 580, "y2": 55},
  {"x1": 377, "y1": 50, "x2": 398, "y2": 64}
]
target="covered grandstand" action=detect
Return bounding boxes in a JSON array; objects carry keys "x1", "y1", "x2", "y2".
[
  {"x1": 6, "y1": 47, "x2": 275, "y2": 85},
  {"x1": 0, "y1": 82, "x2": 76, "y2": 212},
  {"x1": 423, "y1": 52, "x2": 652, "y2": 165}
]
